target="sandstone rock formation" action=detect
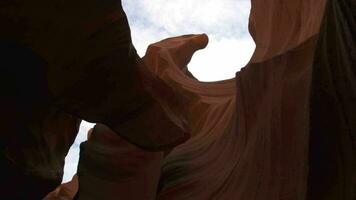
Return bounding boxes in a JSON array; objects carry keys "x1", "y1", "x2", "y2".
[
  {"x1": 153, "y1": 0, "x2": 355, "y2": 199},
  {"x1": 76, "y1": 124, "x2": 164, "y2": 200},
  {"x1": 44, "y1": 175, "x2": 78, "y2": 200},
  {"x1": 73, "y1": 0, "x2": 355, "y2": 197},
  {"x1": 146, "y1": 0, "x2": 355, "y2": 199},
  {"x1": 0, "y1": 0, "x2": 188, "y2": 199},
  {"x1": 0, "y1": 0, "x2": 355, "y2": 199}
]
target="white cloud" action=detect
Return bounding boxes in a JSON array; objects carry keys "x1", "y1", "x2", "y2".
[
  {"x1": 122, "y1": 0, "x2": 255, "y2": 81},
  {"x1": 123, "y1": 0, "x2": 251, "y2": 38},
  {"x1": 189, "y1": 37, "x2": 255, "y2": 81}
]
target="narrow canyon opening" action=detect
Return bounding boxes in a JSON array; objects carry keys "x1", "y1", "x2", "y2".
[{"x1": 62, "y1": 0, "x2": 255, "y2": 183}]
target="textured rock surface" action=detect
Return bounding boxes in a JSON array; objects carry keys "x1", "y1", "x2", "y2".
[
  {"x1": 142, "y1": 0, "x2": 355, "y2": 199},
  {"x1": 308, "y1": 0, "x2": 356, "y2": 199},
  {"x1": 44, "y1": 175, "x2": 79, "y2": 200},
  {"x1": 76, "y1": 124, "x2": 164, "y2": 200},
  {"x1": 0, "y1": 0, "x2": 188, "y2": 199},
  {"x1": 143, "y1": 34, "x2": 316, "y2": 199},
  {"x1": 1, "y1": 0, "x2": 355, "y2": 199},
  {"x1": 0, "y1": 0, "x2": 189, "y2": 151}
]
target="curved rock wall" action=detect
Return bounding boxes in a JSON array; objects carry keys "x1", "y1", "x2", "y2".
[{"x1": 1, "y1": 0, "x2": 354, "y2": 199}]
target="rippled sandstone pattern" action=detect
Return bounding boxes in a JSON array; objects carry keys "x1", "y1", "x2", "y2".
[
  {"x1": 143, "y1": 0, "x2": 355, "y2": 199},
  {"x1": 0, "y1": 0, "x2": 355, "y2": 199}
]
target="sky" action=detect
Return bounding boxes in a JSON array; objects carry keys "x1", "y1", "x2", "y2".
[{"x1": 62, "y1": 0, "x2": 255, "y2": 183}]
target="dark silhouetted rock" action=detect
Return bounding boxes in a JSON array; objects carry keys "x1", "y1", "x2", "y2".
[
  {"x1": 0, "y1": 0, "x2": 188, "y2": 199},
  {"x1": 44, "y1": 175, "x2": 78, "y2": 200},
  {"x1": 1, "y1": 0, "x2": 354, "y2": 199}
]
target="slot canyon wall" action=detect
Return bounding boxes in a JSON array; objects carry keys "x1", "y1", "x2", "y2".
[{"x1": 1, "y1": 0, "x2": 355, "y2": 199}]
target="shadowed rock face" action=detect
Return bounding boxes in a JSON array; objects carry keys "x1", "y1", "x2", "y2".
[
  {"x1": 44, "y1": 175, "x2": 79, "y2": 200},
  {"x1": 0, "y1": 0, "x2": 188, "y2": 199},
  {"x1": 141, "y1": 1, "x2": 354, "y2": 200},
  {"x1": 308, "y1": 0, "x2": 356, "y2": 199},
  {"x1": 0, "y1": 42, "x2": 81, "y2": 198},
  {"x1": 0, "y1": 0, "x2": 189, "y2": 151},
  {"x1": 1, "y1": 0, "x2": 355, "y2": 199},
  {"x1": 146, "y1": 0, "x2": 355, "y2": 199},
  {"x1": 76, "y1": 124, "x2": 164, "y2": 200}
]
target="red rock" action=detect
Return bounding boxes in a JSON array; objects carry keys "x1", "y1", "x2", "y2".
[
  {"x1": 140, "y1": 0, "x2": 355, "y2": 199},
  {"x1": 43, "y1": 175, "x2": 78, "y2": 200},
  {"x1": 1, "y1": 0, "x2": 355, "y2": 199},
  {"x1": 75, "y1": 124, "x2": 164, "y2": 200}
]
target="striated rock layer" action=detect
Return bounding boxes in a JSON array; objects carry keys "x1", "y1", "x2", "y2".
[
  {"x1": 142, "y1": 0, "x2": 355, "y2": 199},
  {"x1": 75, "y1": 124, "x2": 164, "y2": 200},
  {"x1": 0, "y1": 0, "x2": 355, "y2": 199},
  {"x1": 73, "y1": 0, "x2": 355, "y2": 197},
  {"x1": 308, "y1": 0, "x2": 356, "y2": 198}
]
